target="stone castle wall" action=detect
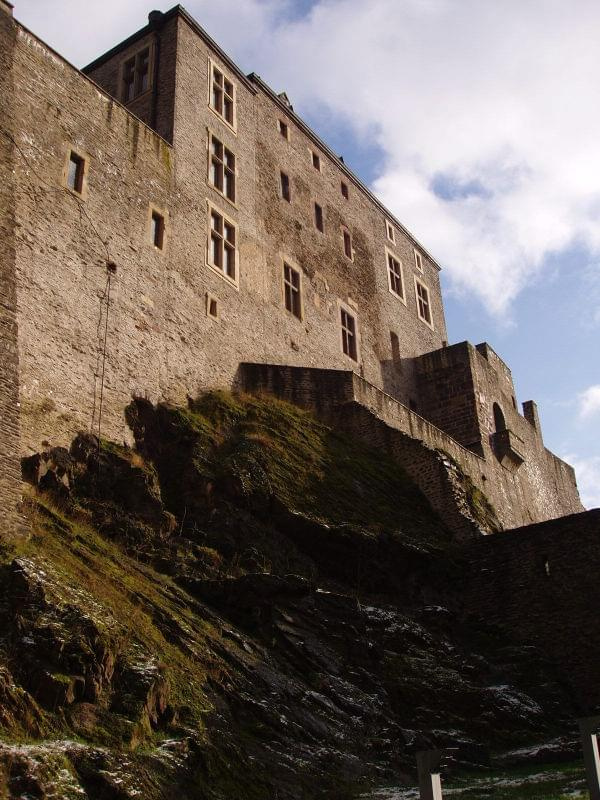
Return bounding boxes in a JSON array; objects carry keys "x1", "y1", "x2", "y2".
[
  {"x1": 0, "y1": 5, "x2": 23, "y2": 535},
  {"x1": 463, "y1": 509, "x2": 600, "y2": 711},
  {"x1": 239, "y1": 363, "x2": 583, "y2": 533}
]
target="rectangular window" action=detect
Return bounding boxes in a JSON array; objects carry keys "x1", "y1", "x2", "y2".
[
  {"x1": 280, "y1": 171, "x2": 291, "y2": 202},
  {"x1": 209, "y1": 134, "x2": 236, "y2": 202},
  {"x1": 387, "y1": 252, "x2": 404, "y2": 299},
  {"x1": 414, "y1": 249, "x2": 424, "y2": 272},
  {"x1": 209, "y1": 207, "x2": 237, "y2": 282},
  {"x1": 314, "y1": 202, "x2": 324, "y2": 232},
  {"x1": 386, "y1": 221, "x2": 396, "y2": 243},
  {"x1": 206, "y1": 293, "x2": 219, "y2": 320},
  {"x1": 67, "y1": 152, "x2": 85, "y2": 194},
  {"x1": 311, "y1": 151, "x2": 321, "y2": 171},
  {"x1": 415, "y1": 278, "x2": 433, "y2": 327},
  {"x1": 283, "y1": 262, "x2": 302, "y2": 319},
  {"x1": 210, "y1": 63, "x2": 235, "y2": 127},
  {"x1": 341, "y1": 308, "x2": 357, "y2": 360},
  {"x1": 341, "y1": 181, "x2": 349, "y2": 199},
  {"x1": 151, "y1": 210, "x2": 165, "y2": 250},
  {"x1": 121, "y1": 47, "x2": 151, "y2": 103},
  {"x1": 342, "y1": 228, "x2": 353, "y2": 259},
  {"x1": 278, "y1": 119, "x2": 289, "y2": 139},
  {"x1": 390, "y1": 331, "x2": 401, "y2": 363}
]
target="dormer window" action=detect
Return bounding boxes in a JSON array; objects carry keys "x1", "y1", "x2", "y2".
[
  {"x1": 210, "y1": 61, "x2": 236, "y2": 129},
  {"x1": 121, "y1": 47, "x2": 151, "y2": 103}
]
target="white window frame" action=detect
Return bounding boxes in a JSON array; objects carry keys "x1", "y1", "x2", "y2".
[
  {"x1": 282, "y1": 258, "x2": 303, "y2": 321},
  {"x1": 207, "y1": 130, "x2": 237, "y2": 206},
  {"x1": 386, "y1": 221, "x2": 396, "y2": 243},
  {"x1": 208, "y1": 58, "x2": 237, "y2": 133},
  {"x1": 386, "y1": 247, "x2": 406, "y2": 303},
  {"x1": 414, "y1": 248, "x2": 424, "y2": 273},
  {"x1": 414, "y1": 275, "x2": 434, "y2": 330},
  {"x1": 339, "y1": 302, "x2": 359, "y2": 362},
  {"x1": 206, "y1": 201, "x2": 239, "y2": 288}
]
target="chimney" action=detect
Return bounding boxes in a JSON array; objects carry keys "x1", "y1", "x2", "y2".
[
  {"x1": 148, "y1": 10, "x2": 164, "y2": 28},
  {"x1": 0, "y1": 0, "x2": 14, "y2": 16}
]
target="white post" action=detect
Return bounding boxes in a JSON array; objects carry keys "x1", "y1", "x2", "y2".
[
  {"x1": 579, "y1": 717, "x2": 600, "y2": 800},
  {"x1": 417, "y1": 750, "x2": 444, "y2": 800}
]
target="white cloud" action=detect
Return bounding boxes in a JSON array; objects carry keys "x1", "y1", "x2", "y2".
[
  {"x1": 579, "y1": 385, "x2": 600, "y2": 419},
  {"x1": 564, "y1": 454, "x2": 600, "y2": 509},
  {"x1": 14, "y1": 0, "x2": 600, "y2": 316}
]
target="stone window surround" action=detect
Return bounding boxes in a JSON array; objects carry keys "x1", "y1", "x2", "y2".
[
  {"x1": 62, "y1": 146, "x2": 90, "y2": 201},
  {"x1": 206, "y1": 291, "x2": 220, "y2": 320},
  {"x1": 120, "y1": 42, "x2": 154, "y2": 104},
  {"x1": 281, "y1": 257, "x2": 303, "y2": 321},
  {"x1": 338, "y1": 299, "x2": 360, "y2": 362},
  {"x1": 341, "y1": 226, "x2": 354, "y2": 261},
  {"x1": 206, "y1": 128, "x2": 237, "y2": 207},
  {"x1": 385, "y1": 247, "x2": 406, "y2": 304},
  {"x1": 414, "y1": 275, "x2": 434, "y2": 330},
  {"x1": 309, "y1": 148, "x2": 322, "y2": 172},
  {"x1": 414, "y1": 248, "x2": 424, "y2": 273},
  {"x1": 386, "y1": 220, "x2": 396, "y2": 244},
  {"x1": 205, "y1": 199, "x2": 239, "y2": 289},
  {"x1": 148, "y1": 204, "x2": 169, "y2": 253},
  {"x1": 208, "y1": 57, "x2": 237, "y2": 134},
  {"x1": 280, "y1": 170, "x2": 291, "y2": 202},
  {"x1": 278, "y1": 118, "x2": 290, "y2": 140}
]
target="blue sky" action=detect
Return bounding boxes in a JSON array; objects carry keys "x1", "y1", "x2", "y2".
[{"x1": 14, "y1": 0, "x2": 600, "y2": 507}]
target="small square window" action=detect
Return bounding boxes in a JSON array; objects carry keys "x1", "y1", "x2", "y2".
[
  {"x1": 341, "y1": 308, "x2": 357, "y2": 360},
  {"x1": 283, "y1": 262, "x2": 302, "y2": 319},
  {"x1": 341, "y1": 181, "x2": 349, "y2": 199},
  {"x1": 280, "y1": 171, "x2": 291, "y2": 202},
  {"x1": 151, "y1": 210, "x2": 165, "y2": 250},
  {"x1": 206, "y1": 293, "x2": 219, "y2": 320},
  {"x1": 67, "y1": 151, "x2": 85, "y2": 194},
  {"x1": 278, "y1": 119, "x2": 289, "y2": 139},
  {"x1": 414, "y1": 249, "x2": 424, "y2": 272},
  {"x1": 386, "y1": 221, "x2": 396, "y2": 243},
  {"x1": 342, "y1": 228, "x2": 353, "y2": 260},
  {"x1": 311, "y1": 151, "x2": 321, "y2": 171},
  {"x1": 314, "y1": 202, "x2": 324, "y2": 233}
]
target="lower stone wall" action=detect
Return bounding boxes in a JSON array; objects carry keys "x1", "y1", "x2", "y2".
[
  {"x1": 462, "y1": 510, "x2": 600, "y2": 712},
  {"x1": 0, "y1": 11, "x2": 23, "y2": 537}
]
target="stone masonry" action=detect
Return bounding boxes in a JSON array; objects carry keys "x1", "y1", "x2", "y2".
[{"x1": 0, "y1": 4, "x2": 586, "y2": 535}]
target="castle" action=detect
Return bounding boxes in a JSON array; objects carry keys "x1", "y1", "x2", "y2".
[{"x1": 0, "y1": 1, "x2": 585, "y2": 536}]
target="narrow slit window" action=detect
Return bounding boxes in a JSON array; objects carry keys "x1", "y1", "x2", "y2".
[
  {"x1": 342, "y1": 228, "x2": 352, "y2": 259},
  {"x1": 387, "y1": 253, "x2": 404, "y2": 298},
  {"x1": 283, "y1": 262, "x2": 302, "y2": 319},
  {"x1": 210, "y1": 63, "x2": 235, "y2": 127},
  {"x1": 414, "y1": 249, "x2": 424, "y2": 272},
  {"x1": 209, "y1": 207, "x2": 237, "y2": 282},
  {"x1": 415, "y1": 279, "x2": 433, "y2": 326},
  {"x1": 314, "y1": 202, "x2": 324, "y2": 232},
  {"x1": 278, "y1": 119, "x2": 289, "y2": 139},
  {"x1": 341, "y1": 181, "x2": 349, "y2": 199},
  {"x1": 311, "y1": 151, "x2": 321, "y2": 171},
  {"x1": 390, "y1": 331, "x2": 401, "y2": 363},
  {"x1": 206, "y1": 293, "x2": 219, "y2": 320},
  {"x1": 386, "y1": 221, "x2": 396, "y2": 243},
  {"x1": 151, "y1": 210, "x2": 165, "y2": 250},
  {"x1": 210, "y1": 134, "x2": 236, "y2": 202},
  {"x1": 341, "y1": 308, "x2": 357, "y2": 360},
  {"x1": 67, "y1": 152, "x2": 85, "y2": 194},
  {"x1": 280, "y1": 171, "x2": 291, "y2": 202}
]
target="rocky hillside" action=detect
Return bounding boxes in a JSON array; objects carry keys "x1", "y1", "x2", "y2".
[{"x1": 0, "y1": 392, "x2": 581, "y2": 799}]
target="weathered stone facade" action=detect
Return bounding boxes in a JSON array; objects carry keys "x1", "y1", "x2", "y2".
[{"x1": 0, "y1": 4, "x2": 585, "y2": 534}]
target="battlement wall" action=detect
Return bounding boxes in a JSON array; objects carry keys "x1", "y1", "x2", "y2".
[{"x1": 463, "y1": 509, "x2": 600, "y2": 711}]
